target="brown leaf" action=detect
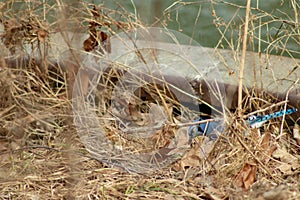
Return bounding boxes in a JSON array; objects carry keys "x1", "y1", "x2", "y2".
[
  {"x1": 260, "y1": 131, "x2": 271, "y2": 150},
  {"x1": 83, "y1": 30, "x2": 111, "y2": 53},
  {"x1": 177, "y1": 137, "x2": 215, "y2": 170},
  {"x1": 276, "y1": 163, "x2": 293, "y2": 174},
  {"x1": 99, "y1": 31, "x2": 111, "y2": 53},
  {"x1": 259, "y1": 131, "x2": 277, "y2": 163},
  {"x1": 272, "y1": 147, "x2": 300, "y2": 174},
  {"x1": 293, "y1": 123, "x2": 300, "y2": 146},
  {"x1": 83, "y1": 36, "x2": 95, "y2": 52},
  {"x1": 178, "y1": 142, "x2": 201, "y2": 170},
  {"x1": 272, "y1": 147, "x2": 297, "y2": 164},
  {"x1": 233, "y1": 162, "x2": 257, "y2": 190},
  {"x1": 169, "y1": 125, "x2": 189, "y2": 148},
  {"x1": 37, "y1": 29, "x2": 48, "y2": 43},
  {"x1": 151, "y1": 124, "x2": 174, "y2": 149},
  {"x1": 202, "y1": 186, "x2": 227, "y2": 200}
]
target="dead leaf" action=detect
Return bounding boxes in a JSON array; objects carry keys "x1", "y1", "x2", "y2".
[
  {"x1": 276, "y1": 163, "x2": 293, "y2": 174},
  {"x1": 83, "y1": 36, "x2": 94, "y2": 52},
  {"x1": 169, "y1": 126, "x2": 189, "y2": 148},
  {"x1": 177, "y1": 137, "x2": 216, "y2": 170},
  {"x1": 233, "y1": 162, "x2": 257, "y2": 190},
  {"x1": 83, "y1": 5, "x2": 111, "y2": 53},
  {"x1": 201, "y1": 186, "x2": 227, "y2": 200},
  {"x1": 151, "y1": 124, "x2": 174, "y2": 149},
  {"x1": 37, "y1": 29, "x2": 48, "y2": 43},
  {"x1": 260, "y1": 131, "x2": 271, "y2": 150},
  {"x1": 178, "y1": 142, "x2": 201, "y2": 170},
  {"x1": 272, "y1": 147, "x2": 300, "y2": 174},
  {"x1": 293, "y1": 123, "x2": 300, "y2": 146},
  {"x1": 259, "y1": 132, "x2": 277, "y2": 163},
  {"x1": 272, "y1": 147, "x2": 297, "y2": 164}
]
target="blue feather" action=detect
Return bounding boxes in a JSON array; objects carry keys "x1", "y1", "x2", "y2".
[
  {"x1": 188, "y1": 108, "x2": 297, "y2": 143},
  {"x1": 247, "y1": 108, "x2": 297, "y2": 128},
  {"x1": 188, "y1": 117, "x2": 224, "y2": 143}
]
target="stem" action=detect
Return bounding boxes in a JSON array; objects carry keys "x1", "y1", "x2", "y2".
[{"x1": 238, "y1": 0, "x2": 251, "y2": 117}]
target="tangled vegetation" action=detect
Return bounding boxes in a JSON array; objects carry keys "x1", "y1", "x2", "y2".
[{"x1": 0, "y1": 0, "x2": 299, "y2": 199}]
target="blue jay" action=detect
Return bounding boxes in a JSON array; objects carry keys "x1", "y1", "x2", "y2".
[
  {"x1": 246, "y1": 108, "x2": 297, "y2": 128},
  {"x1": 188, "y1": 108, "x2": 297, "y2": 143},
  {"x1": 188, "y1": 117, "x2": 224, "y2": 144}
]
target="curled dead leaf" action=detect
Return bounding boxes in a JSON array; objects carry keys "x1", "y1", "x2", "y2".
[
  {"x1": 83, "y1": 24, "x2": 111, "y2": 52},
  {"x1": 233, "y1": 162, "x2": 257, "y2": 190}
]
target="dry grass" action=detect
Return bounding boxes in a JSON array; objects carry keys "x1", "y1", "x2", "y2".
[{"x1": 0, "y1": 1, "x2": 300, "y2": 199}]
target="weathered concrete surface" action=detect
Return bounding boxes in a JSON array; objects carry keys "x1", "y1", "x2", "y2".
[
  {"x1": 1, "y1": 30, "x2": 299, "y2": 119},
  {"x1": 107, "y1": 38, "x2": 299, "y2": 114}
]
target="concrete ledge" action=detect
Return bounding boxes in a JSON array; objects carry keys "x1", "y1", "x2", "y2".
[{"x1": 1, "y1": 31, "x2": 299, "y2": 119}]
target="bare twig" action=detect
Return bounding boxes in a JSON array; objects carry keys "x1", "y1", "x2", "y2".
[
  {"x1": 276, "y1": 78, "x2": 299, "y2": 140},
  {"x1": 244, "y1": 100, "x2": 289, "y2": 118},
  {"x1": 238, "y1": 0, "x2": 251, "y2": 116}
]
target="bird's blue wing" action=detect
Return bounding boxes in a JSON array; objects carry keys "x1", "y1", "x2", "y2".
[
  {"x1": 248, "y1": 108, "x2": 297, "y2": 128},
  {"x1": 188, "y1": 118, "x2": 224, "y2": 143}
]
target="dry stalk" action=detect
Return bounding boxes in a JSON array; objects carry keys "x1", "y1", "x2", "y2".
[
  {"x1": 238, "y1": 0, "x2": 251, "y2": 117},
  {"x1": 276, "y1": 78, "x2": 299, "y2": 140},
  {"x1": 244, "y1": 100, "x2": 288, "y2": 118}
]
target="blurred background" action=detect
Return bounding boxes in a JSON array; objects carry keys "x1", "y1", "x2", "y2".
[
  {"x1": 99, "y1": 0, "x2": 300, "y2": 58},
  {"x1": 2, "y1": 0, "x2": 299, "y2": 57}
]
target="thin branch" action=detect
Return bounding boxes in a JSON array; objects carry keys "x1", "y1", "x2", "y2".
[
  {"x1": 276, "y1": 78, "x2": 299, "y2": 140},
  {"x1": 238, "y1": 0, "x2": 251, "y2": 116},
  {"x1": 244, "y1": 100, "x2": 289, "y2": 118}
]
